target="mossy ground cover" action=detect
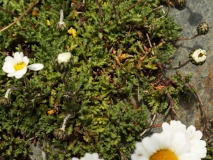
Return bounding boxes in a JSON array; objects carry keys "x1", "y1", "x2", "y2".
[{"x1": 0, "y1": 0, "x2": 210, "y2": 159}]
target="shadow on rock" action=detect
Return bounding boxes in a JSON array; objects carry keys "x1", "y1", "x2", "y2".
[{"x1": 186, "y1": 6, "x2": 203, "y2": 26}]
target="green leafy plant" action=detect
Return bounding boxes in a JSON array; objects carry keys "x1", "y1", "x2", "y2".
[{"x1": 0, "y1": 0, "x2": 204, "y2": 159}]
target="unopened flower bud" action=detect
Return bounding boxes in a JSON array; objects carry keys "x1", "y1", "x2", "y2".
[
  {"x1": 56, "y1": 9, "x2": 66, "y2": 31},
  {"x1": 54, "y1": 52, "x2": 74, "y2": 73},
  {"x1": 0, "y1": 97, "x2": 9, "y2": 106},
  {"x1": 53, "y1": 114, "x2": 71, "y2": 140},
  {"x1": 53, "y1": 128, "x2": 67, "y2": 140},
  {"x1": 174, "y1": 0, "x2": 186, "y2": 10},
  {"x1": 197, "y1": 22, "x2": 209, "y2": 35},
  {"x1": 189, "y1": 49, "x2": 206, "y2": 65}
]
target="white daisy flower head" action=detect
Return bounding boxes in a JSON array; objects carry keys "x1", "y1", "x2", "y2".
[
  {"x1": 2, "y1": 52, "x2": 44, "y2": 79},
  {"x1": 131, "y1": 130, "x2": 200, "y2": 160},
  {"x1": 162, "y1": 120, "x2": 207, "y2": 159},
  {"x1": 72, "y1": 153, "x2": 104, "y2": 160},
  {"x1": 54, "y1": 52, "x2": 74, "y2": 73},
  {"x1": 189, "y1": 49, "x2": 206, "y2": 65}
]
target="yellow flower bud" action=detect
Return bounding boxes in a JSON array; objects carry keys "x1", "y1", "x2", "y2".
[
  {"x1": 47, "y1": 109, "x2": 56, "y2": 115},
  {"x1": 32, "y1": 10, "x2": 39, "y2": 16},
  {"x1": 68, "y1": 27, "x2": 77, "y2": 37},
  {"x1": 46, "y1": 20, "x2": 51, "y2": 26},
  {"x1": 71, "y1": 10, "x2": 78, "y2": 19}
]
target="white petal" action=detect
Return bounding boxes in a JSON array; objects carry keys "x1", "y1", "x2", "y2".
[
  {"x1": 131, "y1": 154, "x2": 148, "y2": 160},
  {"x1": 158, "y1": 131, "x2": 171, "y2": 149},
  {"x1": 78, "y1": 153, "x2": 101, "y2": 160},
  {"x1": 13, "y1": 67, "x2": 27, "y2": 79},
  {"x1": 179, "y1": 152, "x2": 200, "y2": 160},
  {"x1": 19, "y1": 52, "x2": 24, "y2": 57},
  {"x1": 14, "y1": 52, "x2": 24, "y2": 63},
  {"x1": 162, "y1": 122, "x2": 170, "y2": 131},
  {"x1": 191, "y1": 147, "x2": 207, "y2": 155},
  {"x1": 2, "y1": 62, "x2": 16, "y2": 73},
  {"x1": 149, "y1": 134, "x2": 162, "y2": 151},
  {"x1": 23, "y1": 56, "x2": 29, "y2": 65},
  {"x1": 163, "y1": 120, "x2": 187, "y2": 133},
  {"x1": 171, "y1": 121, "x2": 186, "y2": 132},
  {"x1": 72, "y1": 158, "x2": 79, "y2": 160},
  {"x1": 190, "y1": 131, "x2": 202, "y2": 141},
  {"x1": 5, "y1": 88, "x2": 12, "y2": 98},
  {"x1": 198, "y1": 151, "x2": 207, "y2": 158},
  {"x1": 27, "y1": 64, "x2": 44, "y2": 71},
  {"x1": 91, "y1": 153, "x2": 99, "y2": 159},
  {"x1": 134, "y1": 142, "x2": 149, "y2": 156},
  {"x1": 8, "y1": 72, "x2": 17, "y2": 77},
  {"x1": 177, "y1": 124, "x2": 186, "y2": 133},
  {"x1": 15, "y1": 74, "x2": 25, "y2": 79},
  {"x1": 186, "y1": 125, "x2": 196, "y2": 139},
  {"x1": 171, "y1": 132, "x2": 190, "y2": 155},
  {"x1": 142, "y1": 137, "x2": 156, "y2": 155},
  {"x1": 84, "y1": 153, "x2": 98, "y2": 159},
  {"x1": 190, "y1": 140, "x2": 206, "y2": 149},
  {"x1": 5, "y1": 56, "x2": 16, "y2": 63}
]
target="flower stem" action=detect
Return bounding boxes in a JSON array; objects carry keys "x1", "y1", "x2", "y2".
[
  {"x1": 23, "y1": 75, "x2": 29, "y2": 89},
  {"x1": 42, "y1": 151, "x2": 46, "y2": 160},
  {"x1": 61, "y1": 71, "x2": 68, "y2": 84},
  {"x1": 59, "y1": 9, "x2": 64, "y2": 23},
  {"x1": 61, "y1": 114, "x2": 71, "y2": 131},
  {"x1": 0, "y1": 0, "x2": 39, "y2": 33},
  {"x1": 177, "y1": 34, "x2": 199, "y2": 41},
  {"x1": 164, "y1": 60, "x2": 190, "y2": 70}
]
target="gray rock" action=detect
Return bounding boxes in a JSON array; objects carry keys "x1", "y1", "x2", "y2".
[{"x1": 160, "y1": 0, "x2": 213, "y2": 132}]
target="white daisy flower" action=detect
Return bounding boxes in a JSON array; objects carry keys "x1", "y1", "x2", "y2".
[
  {"x1": 162, "y1": 120, "x2": 207, "y2": 159},
  {"x1": 131, "y1": 130, "x2": 200, "y2": 160},
  {"x1": 189, "y1": 49, "x2": 206, "y2": 65},
  {"x1": 2, "y1": 52, "x2": 44, "y2": 79},
  {"x1": 72, "y1": 153, "x2": 103, "y2": 160}
]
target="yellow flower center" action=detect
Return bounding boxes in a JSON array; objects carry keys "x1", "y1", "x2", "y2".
[
  {"x1": 150, "y1": 149, "x2": 178, "y2": 160},
  {"x1": 14, "y1": 62, "x2": 26, "y2": 71}
]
